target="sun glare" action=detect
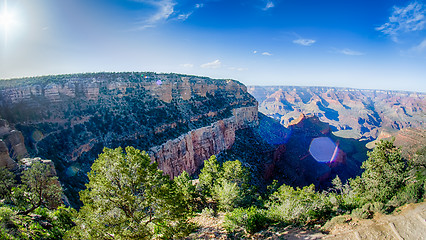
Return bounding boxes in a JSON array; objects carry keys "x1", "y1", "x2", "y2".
[{"x1": 0, "y1": 0, "x2": 18, "y2": 44}]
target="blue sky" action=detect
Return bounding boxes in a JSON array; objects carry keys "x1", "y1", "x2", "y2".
[{"x1": 0, "y1": 0, "x2": 425, "y2": 92}]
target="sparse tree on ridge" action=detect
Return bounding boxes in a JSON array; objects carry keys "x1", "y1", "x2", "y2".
[{"x1": 16, "y1": 161, "x2": 62, "y2": 215}]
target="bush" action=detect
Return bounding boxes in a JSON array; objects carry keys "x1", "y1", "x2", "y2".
[
  {"x1": 199, "y1": 156, "x2": 252, "y2": 211},
  {"x1": 0, "y1": 167, "x2": 15, "y2": 200},
  {"x1": 213, "y1": 180, "x2": 241, "y2": 211},
  {"x1": 387, "y1": 179, "x2": 425, "y2": 209},
  {"x1": 223, "y1": 206, "x2": 268, "y2": 234},
  {"x1": 322, "y1": 215, "x2": 352, "y2": 231},
  {"x1": 266, "y1": 184, "x2": 333, "y2": 224},
  {"x1": 351, "y1": 202, "x2": 384, "y2": 219},
  {"x1": 201, "y1": 208, "x2": 215, "y2": 218},
  {"x1": 0, "y1": 207, "x2": 14, "y2": 224}
]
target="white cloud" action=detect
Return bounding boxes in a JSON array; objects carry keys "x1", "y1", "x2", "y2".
[
  {"x1": 201, "y1": 59, "x2": 221, "y2": 69},
  {"x1": 253, "y1": 50, "x2": 258, "y2": 54},
  {"x1": 180, "y1": 63, "x2": 194, "y2": 68},
  {"x1": 376, "y1": 1, "x2": 426, "y2": 41},
  {"x1": 145, "y1": 0, "x2": 175, "y2": 24},
  {"x1": 133, "y1": 0, "x2": 202, "y2": 29},
  {"x1": 293, "y1": 38, "x2": 316, "y2": 46},
  {"x1": 263, "y1": 1, "x2": 275, "y2": 11},
  {"x1": 262, "y1": 52, "x2": 272, "y2": 56},
  {"x1": 132, "y1": 0, "x2": 176, "y2": 29},
  {"x1": 177, "y1": 12, "x2": 192, "y2": 21},
  {"x1": 339, "y1": 48, "x2": 365, "y2": 56}
]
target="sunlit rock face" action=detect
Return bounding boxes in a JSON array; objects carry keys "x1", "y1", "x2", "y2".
[
  {"x1": 150, "y1": 106, "x2": 258, "y2": 178},
  {"x1": 0, "y1": 72, "x2": 258, "y2": 207},
  {"x1": 0, "y1": 118, "x2": 28, "y2": 170},
  {"x1": 248, "y1": 86, "x2": 425, "y2": 140}
]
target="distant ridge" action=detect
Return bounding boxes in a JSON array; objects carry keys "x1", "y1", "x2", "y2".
[{"x1": 248, "y1": 85, "x2": 425, "y2": 140}]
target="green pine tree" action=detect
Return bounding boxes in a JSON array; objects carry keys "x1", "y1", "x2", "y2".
[{"x1": 68, "y1": 146, "x2": 190, "y2": 240}]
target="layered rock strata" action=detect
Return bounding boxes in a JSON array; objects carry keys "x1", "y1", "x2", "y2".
[
  {"x1": 248, "y1": 86, "x2": 425, "y2": 140},
  {"x1": 0, "y1": 72, "x2": 258, "y2": 207},
  {"x1": 150, "y1": 106, "x2": 258, "y2": 177},
  {"x1": 0, "y1": 118, "x2": 28, "y2": 170}
]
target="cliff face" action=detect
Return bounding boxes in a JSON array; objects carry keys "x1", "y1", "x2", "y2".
[
  {"x1": 0, "y1": 72, "x2": 258, "y2": 206},
  {"x1": 248, "y1": 86, "x2": 425, "y2": 140},
  {"x1": 0, "y1": 119, "x2": 28, "y2": 170},
  {"x1": 150, "y1": 106, "x2": 258, "y2": 178}
]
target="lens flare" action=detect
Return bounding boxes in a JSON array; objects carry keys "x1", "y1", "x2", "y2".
[
  {"x1": 309, "y1": 137, "x2": 339, "y2": 163},
  {"x1": 31, "y1": 130, "x2": 43, "y2": 142},
  {"x1": 65, "y1": 165, "x2": 80, "y2": 177}
]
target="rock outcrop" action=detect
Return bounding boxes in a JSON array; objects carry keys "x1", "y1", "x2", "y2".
[
  {"x1": 0, "y1": 72, "x2": 258, "y2": 207},
  {"x1": 0, "y1": 118, "x2": 28, "y2": 170},
  {"x1": 248, "y1": 86, "x2": 425, "y2": 140}
]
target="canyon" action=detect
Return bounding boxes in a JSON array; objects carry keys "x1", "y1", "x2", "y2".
[
  {"x1": 1, "y1": 73, "x2": 424, "y2": 208},
  {"x1": 0, "y1": 72, "x2": 258, "y2": 207},
  {"x1": 248, "y1": 86, "x2": 425, "y2": 140}
]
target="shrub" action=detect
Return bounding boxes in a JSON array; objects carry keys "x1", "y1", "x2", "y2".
[
  {"x1": 266, "y1": 184, "x2": 334, "y2": 224},
  {"x1": 213, "y1": 180, "x2": 241, "y2": 211},
  {"x1": 223, "y1": 206, "x2": 268, "y2": 234},
  {"x1": 199, "y1": 156, "x2": 252, "y2": 211},
  {"x1": 351, "y1": 202, "x2": 384, "y2": 219},
  {"x1": 0, "y1": 167, "x2": 15, "y2": 200},
  {"x1": 322, "y1": 215, "x2": 350, "y2": 231},
  {"x1": 201, "y1": 207, "x2": 215, "y2": 217},
  {"x1": 387, "y1": 179, "x2": 425, "y2": 209},
  {"x1": 0, "y1": 207, "x2": 14, "y2": 224}
]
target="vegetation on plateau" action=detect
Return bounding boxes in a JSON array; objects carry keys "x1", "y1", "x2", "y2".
[{"x1": 1, "y1": 139, "x2": 425, "y2": 239}]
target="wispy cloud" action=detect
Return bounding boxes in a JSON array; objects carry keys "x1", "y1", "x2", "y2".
[
  {"x1": 177, "y1": 12, "x2": 192, "y2": 21},
  {"x1": 253, "y1": 50, "x2": 258, "y2": 54},
  {"x1": 176, "y1": 3, "x2": 204, "y2": 21},
  {"x1": 262, "y1": 52, "x2": 272, "y2": 56},
  {"x1": 133, "y1": 0, "x2": 203, "y2": 29},
  {"x1": 263, "y1": 1, "x2": 275, "y2": 11},
  {"x1": 293, "y1": 38, "x2": 316, "y2": 46},
  {"x1": 132, "y1": 0, "x2": 176, "y2": 29},
  {"x1": 376, "y1": 1, "x2": 426, "y2": 42},
  {"x1": 411, "y1": 38, "x2": 426, "y2": 52},
  {"x1": 338, "y1": 48, "x2": 365, "y2": 56},
  {"x1": 201, "y1": 59, "x2": 221, "y2": 69},
  {"x1": 402, "y1": 38, "x2": 426, "y2": 57}
]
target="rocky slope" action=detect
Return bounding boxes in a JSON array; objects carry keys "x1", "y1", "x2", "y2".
[
  {"x1": 0, "y1": 72, "x2": 258, "y2": 207},
  {"x1": 248, "y1": 86, "x2": 425, "y2": 140}
]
